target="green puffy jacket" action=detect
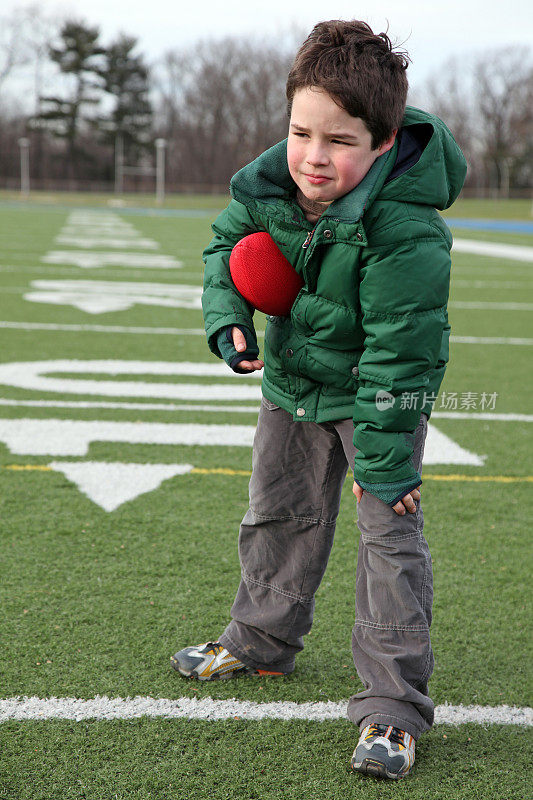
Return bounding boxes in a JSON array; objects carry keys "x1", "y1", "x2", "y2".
[{"x1": 202, "y1": 106, "x2": 467, "y2": 501}]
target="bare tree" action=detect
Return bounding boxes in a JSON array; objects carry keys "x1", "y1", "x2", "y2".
[
  {"x1": 2, "y1": 19, "x2": 531, "y2": 195},
  {"x1": 421, "y1": 46, "x2": 533, "y2": 195},
  {"x1": 155, "y1": 35, "x2": 295, "y2": 188},
  {"x1": 0, "y1": 6, "x2": 33, "y2": 91},
  {"x1": 474, "y1": 46, "x2": 533, "y2": 196},
  {"x1": 24, "y1": 5, "x2": 60, "y2": 116},
  {"x1": 0, "y1": 4, "x2": 59, "y2": 103},
  {"x1": 417, "y1": 58, "x2": 474, "y2": 148}
]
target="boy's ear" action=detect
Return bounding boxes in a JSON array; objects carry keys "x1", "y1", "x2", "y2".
[{"x1": 378, "y1": 129, "x2": 398, "y2": 155}]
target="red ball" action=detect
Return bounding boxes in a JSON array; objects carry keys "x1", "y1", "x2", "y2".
[{"x1": 229, "y1": 232, "x2": 304, "y2": 316}]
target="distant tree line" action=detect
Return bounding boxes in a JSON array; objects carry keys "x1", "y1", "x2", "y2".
[
  {"x1": 154, "y1": 37, "x2": 293, "y2": 189},
  {"x1": 0, "y1": 7, "x2": 531, "y2": 196},
  {"x1": 418, "y1": 47, "x2": 533, "y2": 198}
]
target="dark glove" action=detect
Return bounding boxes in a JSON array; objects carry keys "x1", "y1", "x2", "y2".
[
  {"x1": 354, "y1": 476, "x2": 422, "y2": 508},
  {"x1": 216, "y1": 325, "x2": 260, "y2": 374}
]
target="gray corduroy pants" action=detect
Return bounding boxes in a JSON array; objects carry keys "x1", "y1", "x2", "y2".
[{"x1": 219, "y1": 397, "x2": 433, "y2": 740}]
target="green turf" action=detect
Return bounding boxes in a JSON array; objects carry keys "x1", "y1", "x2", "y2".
[
  {"x1": 442, "y1": 197, "x2": 532, "y2": 220},
  {"x1": 0, "y1": 190, "x2": 531, "y2": 220},
  {"x1": 1, "y1": 190, "x2": 532, "y2": 220},
  {"x1": 0, "y1": 197, "x2": 531, "y2": 799},
  {"x1": 0, "y1": 189, "x2": 228, "y2": 210},
  {"x1": 0, "y1": 720, "x2": 531, "y2": 800},
  {"x1": 0, "y1": 476, "x2": 531, "y2": 706}
]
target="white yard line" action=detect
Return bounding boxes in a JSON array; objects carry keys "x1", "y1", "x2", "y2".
[
  {"x1": 431, "y1": 411, "x2": 533, "y2": 421},
  {"x1": 0, "y1": 322, "x2": 532, "y2": 345},
  {"x1": 453, "y1": 266, "x2": 533, "y2": 277},
  {"x1": 452, "y1": 238, "x2": 533, "y2": 262},
  {"x1": 0, "y1": 398, "x2": 531, "y2": 421},
  {"x1": 0, "y1": 399, "x2": 259, "y2": 413},
  {"x1": 0, "y1": 321, "x2": 207, "y2": 335},
  {"x1": 452, "y1": 279, "x2": 533, "y2": 288},
  {"x1": 0, "y1": 696, "x2": 530, "y2": 726},
  {"x1": 449, "y1": 301, "x2": 533, "y2": 311},
  {"x1": 450, "y1": 335, "x2": 533, "y2": 345}
]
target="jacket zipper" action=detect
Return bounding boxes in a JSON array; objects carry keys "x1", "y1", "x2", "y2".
[{"x1": 302, "y1": 227, "x2": 317, "y2": 249}]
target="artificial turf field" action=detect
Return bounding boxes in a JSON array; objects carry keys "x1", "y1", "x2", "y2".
[{"x1": 0, "y1": 192, "x2": 531, "y2": 799}]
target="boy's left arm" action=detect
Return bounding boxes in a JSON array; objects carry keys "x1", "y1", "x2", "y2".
[{"x1": 352, "y1": 217, "x2": 452, "y2": 513}]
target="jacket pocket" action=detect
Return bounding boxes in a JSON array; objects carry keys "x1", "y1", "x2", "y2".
[{"x1": 262, "y1": 396, "x2": 280, "y2": 411}]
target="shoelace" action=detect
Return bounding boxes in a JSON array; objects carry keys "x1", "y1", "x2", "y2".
[
  {"x1": 204, "y1": 642, "x2": 223, "y2": 655},
  {"x1": 366, "y1": 724, "x2": 406, "y2": 746}
]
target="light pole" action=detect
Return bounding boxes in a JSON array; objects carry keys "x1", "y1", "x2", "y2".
[
  {"x1": 155, "y1": 138, "x2": 166, "y2": 205},
  {"x1": 114, "y1": 133, "x2": 124, "y2": 195},
  {"x1": 18, "y1": 138, "x2": 30, "y2": 197}
]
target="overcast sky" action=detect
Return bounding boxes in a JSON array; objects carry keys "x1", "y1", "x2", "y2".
[{"x1": 4, "y1": 0, "x2": 533, "y2": 91}]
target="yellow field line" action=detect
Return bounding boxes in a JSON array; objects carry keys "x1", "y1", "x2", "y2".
[
  {"x1": 3, "y1": 464, "x2": 53, "y2": 471},
  {"x1": 2, "y1": 464, "x2": 532, "y2": 483},
  {"x1": 190, "y1": 467, "x2": 252, "y2": 476},
  {"x1": 423, "y1": 474, "x2": 533, "y2": 483}
]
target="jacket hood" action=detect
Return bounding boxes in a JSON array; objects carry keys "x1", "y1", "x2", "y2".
[
  {"x1": 230, "y1": 106, "x2": 466, "y2": 216},
  {"x1": 379, "y1": 106, "x2": 467, "y2": 210}
]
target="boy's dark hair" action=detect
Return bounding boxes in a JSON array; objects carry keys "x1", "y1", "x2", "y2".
[{"x1": 286, "y1": 20, "x2": 410, "y2": 149}]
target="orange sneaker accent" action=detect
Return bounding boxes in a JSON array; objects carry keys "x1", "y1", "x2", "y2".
[{"x1": 256, "y1": 669, "x2": 284, "y2": 676}]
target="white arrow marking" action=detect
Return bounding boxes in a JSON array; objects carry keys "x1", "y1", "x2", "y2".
[
  {"x1": 66, "y1": 212, "x2": 125, "y2": 224},
  {"x1": 48, "y1": 461, "x2": 194, "y2": 511},
  {"x1": 41, "y1": 251, "x2": 182, "y2": 268},
  {"x1": 24, "y1": 280, "x2": 202, "y2": 314},
  {"x1": 25, "y1": 291, "x2": 133, "y2": 314},
  {"x1": 55, "y1": 236, "x2": 158, "y2": 249},
  {"x1": 423, "y1": 424, "x2": 485, "y2": 466},
  {"x1": 60, "y1": 226, "x2": 138, "y2": 237}
]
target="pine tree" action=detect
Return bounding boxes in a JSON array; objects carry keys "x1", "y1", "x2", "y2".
[
  {"x1": 34, "y1": 20, "x2": 105, "y2": 177},
  {"x1": 97, "y1": 34, "x2": 153, "y2": 162}
]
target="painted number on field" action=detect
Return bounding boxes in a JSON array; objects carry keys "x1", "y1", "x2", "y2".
[
  {"x1": 24, "y1": 281, "x2": 202, "y2": 314},
  {"x1": 0, "y1": 358, "x2": 485, "y2": 510},
  {"x1": 0, "y1": 418, "x2": 483, "y2": 468},
  {"x1": 0, "y1": 359, "x2": 262, "y2": 401}
]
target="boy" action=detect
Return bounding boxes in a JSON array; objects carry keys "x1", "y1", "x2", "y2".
[{"x1": 172, "y1": 20, "x2": 466, "y2": 780}]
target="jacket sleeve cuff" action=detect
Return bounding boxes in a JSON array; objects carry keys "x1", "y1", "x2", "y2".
[
  {"x1": 217, "y1": 325, "x2": 259, "y2": 373},
  {"x1": 355, "y1": 476, "x2": 422, "y2": 507}
]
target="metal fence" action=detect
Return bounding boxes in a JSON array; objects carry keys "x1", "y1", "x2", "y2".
[{"x1": 0, "y1": 175, "x2": 530, "y2": 200}]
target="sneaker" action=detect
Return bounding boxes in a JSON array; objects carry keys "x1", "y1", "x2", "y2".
[
  {"x1": 351, "y1": 723, "x2": 415, "y2": 779},
  {"x1": 170, "y1": 641, "x2": 285, "y2": 680}
]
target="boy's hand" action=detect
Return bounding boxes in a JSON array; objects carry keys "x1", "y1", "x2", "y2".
[
  {"x1": 352, "y1": 482, "x2": 421, "y2": 515},
  {"x1": 232, "y1": 326, "x2": 264, "y2": 372}
]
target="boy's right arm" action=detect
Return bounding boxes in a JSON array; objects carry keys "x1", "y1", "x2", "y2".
[{"x1": 202, "y1": 200, "x2": 263, "y2": 369}]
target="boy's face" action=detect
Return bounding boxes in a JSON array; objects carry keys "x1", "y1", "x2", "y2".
[{"x1": 287, "y1": 86, "x2": 397, "y2": 205}]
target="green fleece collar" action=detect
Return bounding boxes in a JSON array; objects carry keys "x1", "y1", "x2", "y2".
[{"x1": 230, "y1": 139, "x2": 398, "y2": 224}]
